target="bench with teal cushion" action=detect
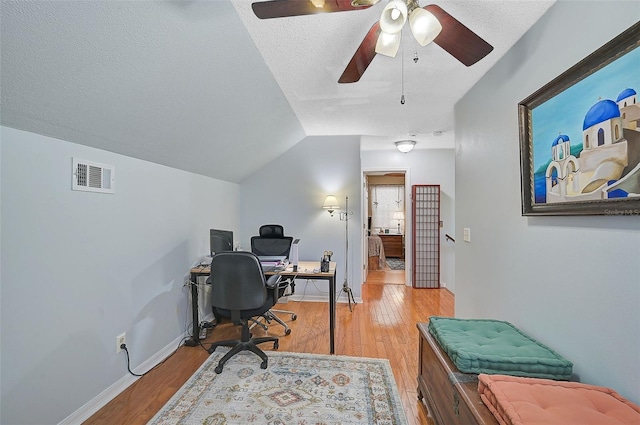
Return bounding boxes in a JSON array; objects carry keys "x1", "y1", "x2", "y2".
[{"x1": 428, "y1": 317, "x2": 573, "y2": 380}]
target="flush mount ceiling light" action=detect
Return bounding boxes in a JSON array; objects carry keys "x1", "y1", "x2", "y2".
[
  {"x1": 395, "y1": 140, "x2": 416, "y2": 153},
  {"x1": 375, "y1": 0, "x2": 442, "y2": 57}
]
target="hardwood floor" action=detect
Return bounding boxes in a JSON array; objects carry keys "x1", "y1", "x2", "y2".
[
  {"x1": 84, "y1": 270, "x2": 454, "y2": 425},
  {"x1": 369, "y1": 268, "x2": 406, "y2": 284}
]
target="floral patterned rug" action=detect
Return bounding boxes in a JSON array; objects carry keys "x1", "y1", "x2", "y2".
[{"x1": 148, "y1": 350, "x2": 408, "y2": 425}]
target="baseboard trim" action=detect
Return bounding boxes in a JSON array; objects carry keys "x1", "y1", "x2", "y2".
[
  {"x1": 442, "y1": 286, "x2": 454, "y2": 297},
  {"x1": 58, "y1": 332, "x2": 189, "y2": 425}
]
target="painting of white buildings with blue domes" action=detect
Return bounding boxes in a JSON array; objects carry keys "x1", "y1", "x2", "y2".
[{"x1": 531, "y1": 45, "x2": 640, "y2": 205}]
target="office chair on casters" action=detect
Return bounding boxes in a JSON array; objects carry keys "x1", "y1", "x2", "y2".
[
  {"x1": 250, "y1": 225, "x2": 297, "y2": 335},
  {"x1": 251, "y1": 224, "x2": 293, "y2": 257},
  {"x1": 207, "y1": 251, "x2": 285, "y2": 374}
]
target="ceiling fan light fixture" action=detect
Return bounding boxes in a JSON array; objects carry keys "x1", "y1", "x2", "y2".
[
  {"x1": 409, "y1": 8, "x2": 442, "y2": 46},
  {"x1": 375, "y1": 31, "x2": 401, "y2": 57},
  {"x1": 379, "y1": 0, "x2": 407, "y2": 34},
  {"x1": 395, "y1": 140, "x2": 416, "y2": 153}
]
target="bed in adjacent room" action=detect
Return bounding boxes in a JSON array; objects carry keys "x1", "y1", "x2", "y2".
[{"x1": 367, "y1": 234, "x2": 386, "y2": 270}]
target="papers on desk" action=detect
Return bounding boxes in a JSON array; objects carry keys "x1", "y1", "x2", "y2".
[
  {"x1": 258, "y1": 256, "x2": 288, "y2": 267},
  {"x1": 259, "y1": 256, "x2": 289, "y2": 272}
]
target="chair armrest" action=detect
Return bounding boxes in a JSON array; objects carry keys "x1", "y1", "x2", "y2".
[{"x1": 265, "y1": 274, "x2": 282, "y2": 288}]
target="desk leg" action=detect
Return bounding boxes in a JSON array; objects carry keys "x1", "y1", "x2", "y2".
[
  {"x1": 184, "y1": 273, "x2": 200, "y2": 347},
  {"x1": 329, "y1": 273, "x2": 335, "y2": 354}
]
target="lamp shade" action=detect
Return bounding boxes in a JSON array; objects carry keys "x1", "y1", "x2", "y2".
[
  {"x1": 409, "y1": 8, "x2": 442, "y2": 46},
  {"x1": 375, "y1": 31, "x2": 402, "y2": 57},
  {"x1": 393, "y1": 211, "x2": 405, "y2": 220},
  {"x1": 323, "y1": 195, "x2": 340, "y2": 210},
  {"x1": 379, "y1": 0, "x2": 407, "y2": 35},
  {"x1": 395, "y1": 140, "x2": 416, "y2": 153}
]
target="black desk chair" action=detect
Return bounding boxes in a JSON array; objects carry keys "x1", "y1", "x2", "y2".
[
  {"x1": 250, "y1": 224, "x2": 297, "y2": 335},
  {"x1": 207, "y1": 251, "x2": 284, "y2": 373},
  {"x1": 250, "y1": 224, "x2": 294, "y2": 257}
]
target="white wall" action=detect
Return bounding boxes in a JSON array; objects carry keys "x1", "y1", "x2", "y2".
[
  {"x1": 455, "y1": 1, "x2": 640, "y2": 404},
  {"x1": 239, "y1": 135, "x2": 362, "y2": 303},
  {"x1": 0, "y1": 126, "x2": 240, "y2": 424},
  {"x1": 361, "y1": 148, "x2": 455, "y2": 291}
]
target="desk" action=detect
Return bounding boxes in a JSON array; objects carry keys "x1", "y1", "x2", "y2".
[{"x1": 187, "y1": 260, "x2": 337, "y2": 353}]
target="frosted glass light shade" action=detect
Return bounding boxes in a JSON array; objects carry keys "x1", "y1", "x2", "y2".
[
  {"x1": 375, "y1": 31, "x2": 401, "y2": 57},
  {"x1": 395, "y1": 140, "x2": 416, "y2": 153},
  {"x1": 409, "y1": 8, "x2": 442, "y2": 46},
  {"x1": 379, "y1": 0, "x2": 407, "y2": 34}
]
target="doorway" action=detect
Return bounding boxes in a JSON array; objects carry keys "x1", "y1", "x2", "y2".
[{"x1": 363, "y1": 170, "x2": 409, "y2": 285}]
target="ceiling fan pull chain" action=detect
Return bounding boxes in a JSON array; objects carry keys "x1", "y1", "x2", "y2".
[{"x1": 400, "y1": 40, "x2": 405, "y2": 105}]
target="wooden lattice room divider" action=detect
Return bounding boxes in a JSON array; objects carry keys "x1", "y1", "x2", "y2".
[{"x1": 412, "y1": 185, "x2": 440, "y2": 288}]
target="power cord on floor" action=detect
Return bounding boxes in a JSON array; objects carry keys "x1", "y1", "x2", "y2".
[
  {"x1": 121, "y1": 344, "x2": 144, "y2": 377},
  {"x1": 120, "y1": 339, "x2": 186, "y2": 377}
]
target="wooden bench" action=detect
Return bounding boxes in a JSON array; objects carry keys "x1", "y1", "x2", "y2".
[{"x1": 417, "y1": 322, "x2": 498, "y2": 425}]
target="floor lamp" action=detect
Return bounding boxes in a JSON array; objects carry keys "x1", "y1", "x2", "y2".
[{"x1": 338, "y1": 196, "x2": 356, "y2": 311}]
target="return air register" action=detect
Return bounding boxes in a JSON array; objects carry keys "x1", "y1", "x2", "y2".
[{"x1": 72, "y1": 158, "x2": 115, "y2": 194}]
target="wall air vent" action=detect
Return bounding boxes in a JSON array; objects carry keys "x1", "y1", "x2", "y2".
[{"x1": 72, "y1": 158, "x2": 115, "y2": 194}]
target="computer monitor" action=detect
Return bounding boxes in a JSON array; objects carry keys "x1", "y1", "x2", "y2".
[{"x1": 210, "y1": 229, "x2": 233, "y2": 256}]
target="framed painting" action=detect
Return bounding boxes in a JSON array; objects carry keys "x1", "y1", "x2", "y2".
[{"x1": 519, "y1": 22, "x2": 640, "y2": 216}]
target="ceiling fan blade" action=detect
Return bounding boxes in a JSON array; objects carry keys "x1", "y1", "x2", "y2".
[
  {"x1": 252, "y1": 0, "x2": 375, "y2": 19},
  {"x1": 424, "y1": 4, "x2": 493, "y2": 66},
  {"x1": 338, "y1": 21, "x2": 381, "y2": 83}
]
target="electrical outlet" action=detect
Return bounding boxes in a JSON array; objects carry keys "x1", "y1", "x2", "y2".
[{"x1": 116, "y1": 333, "x2": 126, "y2": 354}]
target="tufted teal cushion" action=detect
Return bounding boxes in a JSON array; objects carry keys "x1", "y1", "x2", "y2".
[{"x1": 428, "y1": 317, "x2": 573, "y2": 380}]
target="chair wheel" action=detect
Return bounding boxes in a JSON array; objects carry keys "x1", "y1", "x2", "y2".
[
  {"x1": 285, "y1": 328, "x2": 291, "y2": 336},
  {"x1": 274, "y1": 341, "x2": 279, "y2": 349},
  {"x1": 261, "y1": 360, "x2": 268, "y2": 369},
  {"x1": 214, "y1": 365, "x2": 223, "y2": 374},
  {"x1": 292, "y1": 314, "x2": 297, "y2": 320}
]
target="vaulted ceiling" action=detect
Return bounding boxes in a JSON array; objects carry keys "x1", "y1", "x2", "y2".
[{"x1": 1, "y1": 0, "x2": 555, "y2": 183}]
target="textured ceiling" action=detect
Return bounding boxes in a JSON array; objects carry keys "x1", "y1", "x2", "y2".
[
  {"x1": 233, "y1": 0, "x2": 556, "y2": 150},
  {"x1": 1, "y1": 0, "x2": 556, "y2": 182}
]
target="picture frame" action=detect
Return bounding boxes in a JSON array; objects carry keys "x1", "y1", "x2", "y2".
[{"x1": 518, "y1": 22, "x2": 640, "y2": 216}]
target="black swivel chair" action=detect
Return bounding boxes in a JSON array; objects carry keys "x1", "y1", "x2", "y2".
[
  {"x1": 207, "y1": 251, "x2": 284, "y2": 373},
  {"x1": 250, "y1": 224, "x2": 297, "y2": 335},
  {"x1": 250, "y1": 224, "x2": 294, "y2": 258}
]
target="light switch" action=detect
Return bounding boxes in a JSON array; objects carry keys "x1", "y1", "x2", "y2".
[{"x1": 463, "y1": 228, "x2": 471, "y2": 242}]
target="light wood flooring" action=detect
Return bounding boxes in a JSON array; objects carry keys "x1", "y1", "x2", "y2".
[{"x1": 84, "y1": 269, "x2": 454, "y2": 425}]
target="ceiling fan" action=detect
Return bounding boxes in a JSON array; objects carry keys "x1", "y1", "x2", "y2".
[{"x1": 251, "y1": 0, "x2": 494, "y2": 83}]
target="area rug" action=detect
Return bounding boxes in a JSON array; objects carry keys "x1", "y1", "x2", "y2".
[
  {"x1": 386, "y1": 258, "x2": 405, "y2": 270},
  {"x1": 147, "y1": 350, "x2": 408, "y2": 425}
]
